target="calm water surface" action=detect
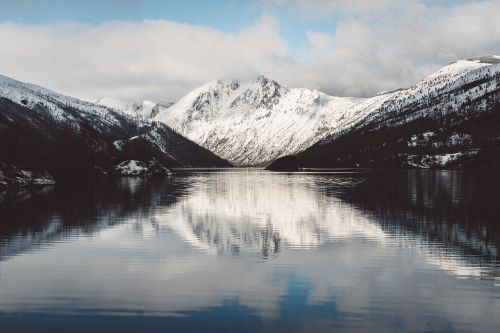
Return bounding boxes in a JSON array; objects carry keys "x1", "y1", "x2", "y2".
[{"x1": 0, "y1": 169, "x2": 499, "y2": 332}]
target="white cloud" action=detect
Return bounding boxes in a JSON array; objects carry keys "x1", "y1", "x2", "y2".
[
  {"x1": 0, "y1": 15, "x2": 287, "y2": 102},
  {"x1": 266, "y1": 0, "x2": 500, "y2": 96},
  {"x1": 265, "y1": 0, "x2": 412, "y2": 16},
  {"x1": 0, "y1": 1, "x2": 499, "y2": 101}
]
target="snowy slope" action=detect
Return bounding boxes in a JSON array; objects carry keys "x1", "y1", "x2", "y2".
[
  {"x1": 0, "y1": 73, "x2": 130, "y2": 131},
  {"x1": 298, "y1": 56, "x2": 500, "y2": 168},
  {"x1": 155, "y1": 57, "x2": 499, "y2": 167},
  {"x1": 348, "y1": 57, "x2": 499, "y2": 132},
  {"x1": 95, "y1": 98, "x2": 172, "y2": 121},
  {"x1": 0, "y1": 74, "x2": 229, "y2": 187},
  {"x1": 155, "y1": 76, "x2": 364, "y2": 166}
]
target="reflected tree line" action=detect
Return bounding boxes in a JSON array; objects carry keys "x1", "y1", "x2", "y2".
[
  {"x1": 335, "y1": 170, "x2": 500, "y2": 264},
  {"x1": 0, "y1": 177, "x2": 191, "y2": 261}
]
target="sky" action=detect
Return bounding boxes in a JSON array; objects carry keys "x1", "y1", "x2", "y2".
[{"x1": 0, "y1": 0, "x2": 499, "y2": 102}]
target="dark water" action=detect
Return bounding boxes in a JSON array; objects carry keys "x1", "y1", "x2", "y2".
[{"x1": 0, "y1": 169, "x2": 499, "y2": 333}]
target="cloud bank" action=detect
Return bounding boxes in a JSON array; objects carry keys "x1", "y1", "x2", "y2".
[{"x1": 0, "y1": 0, "x2": 499, "y2": 101}]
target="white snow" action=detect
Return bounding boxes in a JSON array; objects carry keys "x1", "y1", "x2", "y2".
[
  {"x1": 448, "y1": 133, "x2": 472, "y2": 146},
  {"x1": 153, "y1": 57, "x2": 499, "y2": 166},
  {"x1": 155, "y1": 76, "x2": 365, "y2": 165},
  {"x1": 2, "y1": 55, "x2": 499, "y2": 169},
  {"x1": 0, "y1": 74, "x2": 126, "y2": 129},
  {"x1": 114, "y1": 159, "x2": 172, "y2": 176},
  {"x1": 337, "y1": 57, "x2": 500, "y2": 139},
  {"x1": 95, "y1": 97, "x2": 130, "y2": 112},
  {"x1": 407, "y1": 149, "x2": 480, "y2": 168},
  {"x1": 423, "y1": 59, "x2": 488, "y2": 83},
  {"x1": 0, "y1": 164, "x2": 56, "y2": 187},
  {"x1": 407, "y1": 132, "x2": 435, "y2": 147},
  {"x1": 115, "y1": 160, "x2": 147, "y2": 176},
  {"x1": 31, "y1": 173, "x2": 56, "y2": 185},
  {"x1": 96, "y1": 98, "x2": 164, "y2": 121}
]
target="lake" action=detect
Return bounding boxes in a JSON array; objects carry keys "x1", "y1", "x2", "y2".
[{"x1": 0, "y1": 169, "x2": 499, "y2": 332}]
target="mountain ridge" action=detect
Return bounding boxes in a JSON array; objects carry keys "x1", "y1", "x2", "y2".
[
  {"x1": 95, "y1": 98, "x2": 174, "y2": 121},
  {"x1": 295, "y1": 57, "x2": 500, "y2": 169},
  {"x1": 151, "y1": 56, "x2": 500, "y2": 168},
  {"x1": 154, "y1": 75, "x2": 364, "y2": 166},
  {"x1": 0, "y1": 74, "x2": 230, "y2": 189},
  {"x1": 2, "y1": 54, "x2": 499, "y2": 188}
]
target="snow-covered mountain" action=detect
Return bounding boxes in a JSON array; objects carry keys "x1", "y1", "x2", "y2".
[
  {"x1": 95, "y1": 98, "x2": 173, "y2": 121},
  {"x1": 154, "y1": 76, "x2": 363, "y2": 166},
  {"x1": 155, "y1": 57, "x2": 500, "y2": 168},
  {"x1": 296, "y1": 56, "x2": 500, "y2": 168},
  {"x1": 151, "y1": 56, "x2": 500, "y2": 168},
  {"x1": 2, "y1": 54, "x2": 499, "y2": 180},
  {"x1": 0, "y1": 74, "x2": 229, "y2": 189}
]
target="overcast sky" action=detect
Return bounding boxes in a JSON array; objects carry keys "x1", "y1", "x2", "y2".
[{"x1": 0, "y1": 0, "x2": 499, "y2": 102}]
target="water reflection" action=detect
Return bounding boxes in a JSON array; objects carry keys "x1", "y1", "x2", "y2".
[
  {"x1": 0, "y1": 170, "x2": 499, "y2": 333},
  {"x1": 0, "y1": 178, "x2": 190, "y2": 261},
  {"x1": 160, "y1": 172, "x2": 385, "y2": 256},
  {"x1": 337, "y1": 170, "x2": 500, "y2": 279}
]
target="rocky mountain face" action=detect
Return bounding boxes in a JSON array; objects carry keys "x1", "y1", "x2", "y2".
[
  {"x1": 95, "y1": 98, "x2": 173, "y2": 121},
  {"x1": 297, "y1": 56, "x2": 500, "y2": 168},
  {"x1": 0, "y1": 74, "x2": 230, "y2": 190},
  {"x1": 155, "y1": 56, "x2": 500, "y2": 169},
  {"x1": 154, "y1": 76, "x2": 363, "y2": 166}
]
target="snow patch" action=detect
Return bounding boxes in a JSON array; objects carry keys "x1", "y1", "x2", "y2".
[
  {"x1": 407, "y1": 150, "x2": 480, "y2": 168},
  {"x1": 0, "y1": 163, "x2": 55, "y2": 189},
  {"x1": 114, "y1": 160, "x2": 171, "y2": 176}
]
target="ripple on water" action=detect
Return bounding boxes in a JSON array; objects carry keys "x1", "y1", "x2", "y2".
[{"x1": 0, "y1": 170, "x2": 499, "y2": 333}]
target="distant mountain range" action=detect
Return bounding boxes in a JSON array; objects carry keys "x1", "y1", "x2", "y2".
[
  {"x1": 1, "y1": 55, "x2": 499, "y2": 188},
  {"x1": 94, "y1": 98, "x2": 173, "y2": 121}
]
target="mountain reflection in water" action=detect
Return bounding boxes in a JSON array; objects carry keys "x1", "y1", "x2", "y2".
[{"x1": 0, "y1": 170, "x2": 499, "y2": 333}]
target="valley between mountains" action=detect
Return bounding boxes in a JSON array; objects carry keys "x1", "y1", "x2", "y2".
[{"x1": 1, "y1": 55, "x2": 500, "y2": 188}]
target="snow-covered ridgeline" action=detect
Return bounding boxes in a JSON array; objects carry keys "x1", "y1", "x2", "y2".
[
  {"x1": 0, "y1": 73, "x2": 230, "y2": 187},
  {"x1": 154, "y1": 57, "x2": 500, "y2": 166},
  {"x1": 95, "y1": 98, "x2": 172, "y2": 121},
  {"x1": 315, "y1": 57, "x2": 500, "y2": 145},
  {"x1": 155, "y1": 76, "x2": 364, "y2": 165},
  {"x1": 1, "y1": 75, "x2": 98, "y2": 119},
  {"x1": 0, "y1": 74, "x2": 130, "y2": 132},
  {"x1": 2, "y1": 55, "x2": 499, "y2": 169},
  {"x1": 353, "y1": 58, "x2": 500, "y2": 130}
]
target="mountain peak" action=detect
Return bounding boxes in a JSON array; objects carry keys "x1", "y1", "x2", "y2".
[
  {"x1": 467, "y1": 55, "x2": 500, "y2": 64},
  {"x1": 254, "y1": 74, "x2": 275, "y2": 84},
  {"x1": 209, "y1": 74, "x2": 280, "y2": 91},
  {"x1": 154, "y1": 75, "x2": 361, "y2": 165},
  {"x1": 95, "y1": 98, "x2": 170, "y2": 121}
]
